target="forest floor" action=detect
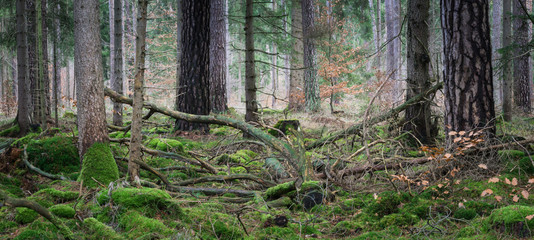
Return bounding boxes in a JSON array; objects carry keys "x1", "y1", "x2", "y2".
[{"x1": 1, "y1": 103, "x2": 534, "y2": 239}]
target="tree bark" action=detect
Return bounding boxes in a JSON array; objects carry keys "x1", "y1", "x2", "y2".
[
  {"x1": 513, "y1": 0, "x2": 531, "y2": 113},
  {"x1": 441, "y1": 0, "x2": 496, "y2": 138},
  {"x1": 16, "y1": 0, "x2": 30, "y2": 135},
  {"x1": 111, "y1": 0, "x2": 124, "y2": 126},
  {"x1": 245, "y1": 0, "x2": 258, "y2": 122},
  {"x1": 288, "y1": 0, "x2": 304, "y2": 111},
  {"x1": 404, "y1": 0, "x2": 436, "y2": 144},
  {"x1": 74, "y1": 0, "x2": 109, "y2": 158},
  {"x1": 128, "y1": 0, "x2": 148, "y2": 185},
  {"x1": 385, "y1": 0, "x2": 401, "y2": 103},
  {"x1": 491, "y1": 0, "x2": 502, "y2": 106},
  {"x1": 38, "y1": 0, "x2": 50, "y2": 126},
  {"x1": 53, "y1": 0, "x2": 61, "y2": 128},
  {"x1": 27, "y1": 0, "x2": 37, "y2": 124},
  {"x1": 175, "y1": 0, "x2": 211, "y2": 132},
  {"x1": 209, "y1": 0, "x2": 228, "y2": 113},
  {"x1": 502, "y1": 0, "x2": 512, "y2": 121},
  {"x1": 301, "y1": 0, "x2": 320, "y2": 112}
]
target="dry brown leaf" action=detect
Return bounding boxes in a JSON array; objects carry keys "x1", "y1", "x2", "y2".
[
  {"x1": 495, "y1": 196, "x2": 503, "y2": 202},
  {"x1": 526, "y1": 214, "x2": 534, "y2": 220},
  {"x1": 478, "y1": 164, "x2": 488, "y2": 170},
  {"x1": 513, "y1": 195, "x2": 520, "y2": 202},
  {"x1": 458, "y1": 202, "x2": 465, "y2": 208},
  {"x1": 459, "y1": 131, "x2": 466, "y2": 136},
  {"x1": 505, "y1": 178, "x2": 511, "y2": 185},
  {"x1": 512, "y1": 178, "x2": 518, "y2": 186},
  {"x1": 529, "y1": 178, "x2": 534, "y2": 184},
  {"x1": 444, "y1": 153, "x2": 452, "y2": 159},
  {"x1": 453, "y1": 137, "x2": 462, "y2": 143},
  {"x1": 481, "y1": 189, "x2": 494, "y2": 197},
  {"x1": 522, "y1": 190, "x2": 529, "y2": 199},
  {"x1": 448, "y1": 131, "x2": 457, "y2": 136},
  {"x1": 488, "y1": 177, "x2": 500, "y2": 183},
  {"x1": 438, "y1": 184, "x2": 444, "y2": 188}
]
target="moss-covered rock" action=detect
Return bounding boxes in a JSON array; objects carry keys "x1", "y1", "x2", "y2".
[
  {"x1": 489, "y1": 205, "x2": 534, "y2": 237},
  {"x1": 119, "y1": 211, "x2": 173, "y2": 239},
  {"x1": 77, "y1": 142, "x2": 119, "y2": 188},
  {"x1": 263, "y1": 181, "x2": 295, "y2": 200},
  {"x1": 146, "y1": 138, "x2": 184, "y2": 153},
  {"x1": 26, "y1": 136, "x2": 79, "y2": 174},
  {"x1": 49, "y1": 204, "x2": 75, "y2": 218},
  {"x1": 83, "y1": 217, "x2": 124, "y2": 240},
  {"x1": 13, "y1": 229, "x2": 42, "y2": 240},
  {"x1": 15, "y1": 208, "x2": 39, "y2": 224}
]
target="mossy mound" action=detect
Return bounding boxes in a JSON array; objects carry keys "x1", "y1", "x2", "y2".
[
  {"x1": 110, "y1": 187, "x2": 170, "y2": 209},
  {"x1": 518, "y1": 157, "x2": 534, "y2": 174},
  {"x1": 251, "y1": 226, "x2": 298, "y2": 239},
  {"x1": 0, "y1": 221, "x2": 17, "y2": 232},
  {"x1": 453, "y1": 208, "x2": 477, "y2": 220},
  {"x1": 13, "y1": 229, "x2": 42, "y2": 240},
  {"x1": 332, "y1": 220, "x2": 363, "y2": 236},
  {"x1": 0, "y1": 173, "x2": 24, "y2": 197},
  {"x1": 489, "y1": 205, "x2": 534, "y2": 237},
  {"x1": 210, "y1": 126, "x2": 231, "y2": 136},
  {"x1": 366, "y1": 191, "x2": 410, "y2": 217},
  {"x1": 49, "y1": 204, "x2": 75, "y2": 218},
  {"x1": 77, "y1": 142, "x2": 119, "y2": 188},
  {"x1": 32, "y1": 188, "x2": 78, "y2": 203},
  {"x1": 108, "y1": 131, "x2": 131, "y2": 139},
  {"x1": 206, "y1": 219, "x2": 244, "y2": 240},
  {"x1": 146, "y1": 138, "x2": 184, "y2": 153},
  {"x1": 15, "y1": 208, "x2": 39, "y2": 224},
  {"x1": 83, "y1": 217, "x2": 124, "y2": 240},
  {"x1": 26, "y1": 136, "x2": 79, "y2": 174},
  {"x1": 119, "y1": 211, "x2": 173, "y2": 239},
  {"x1": 498, "y1": 150, "x2": 526, "y2": 161},
  {"x1": 0, "y1": 124, "x2": 19, "y2": 137},
  {"x1": 215, "y1": 149, "x2": 258, "y2": 165}
]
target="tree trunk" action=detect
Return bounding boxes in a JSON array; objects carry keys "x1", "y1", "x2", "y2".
[
  {"x1": 53, "y1": 0, "x2": 61, "y2": 128},
  {"x1": 491, "y1": 0, "x2": 502, "y2": 106},
  {"x1": 16, "y1": 0, "x2": 30, "y2": 135},
  {"x1": 513, "y1": 0, "x2": 531, "y2": 113},
  {"x1": 288, "y1": 0, "x2": 304, "y2": 111},
  {"x1": 502, "y1": 0, "x2": 512, "y2": 121},
  {"x1": 39, "y1": 0, "x2": 50, "y2": 125},
  {"x1": 209, "y1": 0, "x2": 228, "y2": 113},
  {"x1": 129, "y1": 0, "x2": 148, "y2": 185},
  {"x1": 175, "y1": 0, "x2": 210, "y2": 132},
  {"x1": 245, "y1": 0, "x2": 258, "y2": 122},
  {"x1": 74, "y1": 0, "x2": 109, "y2": 157},
  {"x1": 385, "y1": 0, "x2": 401, "y2": 103},
  {"x1": 404, "y1": 0, "x2": 436, "y2": 144},
  {"x1": 111, "y1": 0, "x2": 124, "y2": 126},
  {"x1": 441, "y1": 0, "x2": 496, "y2": 138},
  {"x1": 27, "y1": 0, "x2": 37, "y2": 123},
  {"x1": 301, "y1": 0, "x2": 319, "y2": 112}
]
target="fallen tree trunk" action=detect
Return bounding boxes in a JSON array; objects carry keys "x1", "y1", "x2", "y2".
[
  {"x1": 306, "y1": 82, "x2": 443, "y2": 150},
  {"x1": 174, "y1": 173, "x2": 276, "y2": 188},
  {"x1": 140, "y1": 179, "x2": 257, "y2": 197},
  {"x1": 105, "y1": 87, "x2": 304, "y2": 182}
]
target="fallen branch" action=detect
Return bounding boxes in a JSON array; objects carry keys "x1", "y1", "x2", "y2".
[
  {"x1": 115, "y1": 157, "x2": 171, "y2": 186},
  {"x1": 174, "y1": 174, "x2": 276, "y2": 188},
  {"x1": 156, "y1": 165, "x2": 210, "y2": 173},
  {"x1": 0, "y1": 190, "x2": 74, "y2": 239},
  {"x1": 23, "y1": 147, "x2": 71, "y2": 181},
  {"x1": 137, "y1": 179, "x2": 257, "y2": 197},
  {"x1": 306, "y1": 82, "x2": 443, "y2": 150}
]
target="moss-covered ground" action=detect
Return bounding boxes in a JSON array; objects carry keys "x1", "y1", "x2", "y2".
[{"x1": 1, "y1": 112, "x2": 534, "y2": 239}]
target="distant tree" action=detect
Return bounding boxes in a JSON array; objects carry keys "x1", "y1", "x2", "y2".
[
  {"x1": 16, "y1": 0, "x2": 30, "y2": 135},
  {"x1": 502, "y1": 0, "x2": 512, "y2": 121},
  {"x1": 302, "y1": 0, "x2": 320, "y2": 112},
  {"x1": 175, "y1": 0, "x2": 210, "y2": 131},
  {"x1": 111, "y1": 0, "x2": 124, "y2": 126},
  {"x1": 491, "y1": 0, "x2": 502, "y2": 106},
  {"x1": 245, "y1": 0, "x2": 258, "y2": 122},
  {"x1": 210, "y1": 0, "x2": 228, "y2": 113},
  {"x1": 385, "y1": 0, "x2": 401, "y2": 103},
  {"x1": 288, "y1": 0, "x2": 304, "y2": 111},
  {"x1": 53, "y1": 0, "x2": 61, "y2": 127},
  {"x1": 513, "y1": 0, "x2": 531, "y2": 113},
  {"x1": 441, "y1": 0, "x2": 495, "y2": 137}
]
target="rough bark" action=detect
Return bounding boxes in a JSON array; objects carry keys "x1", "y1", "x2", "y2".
[
  {"x1": 491, "y1": 0, "x2": 502, "y2": 106},
  {"x1": 502, "y1": 0, "x2": 512, "y2": 121},
  {"x1": 129, "y1": 0, "x2": 148, "y2": 185},
  {"x1": 245, "y1": 0, "x2": 258, "y2": 122},
  {"x1": 441, "y1": 0, "x2": 496, "y2": 137},
  {"x1": 513, "y1": 0, "x2": 531, "y2": 113},
  {"x1": 404, "y1": 0, "x2": 436, "y2": 144},
  {"x1": 288, "y1": 0, "x2": 304, "y2": 111},
  {"x1": 74, "y1": 0, "x2": 109, "y2": 158},
  {"x1": 111, "y1": 0, "x2": 124, "y2": 126},
  {"x1": 209, "y1": 0, "x2": 228, "y2": 113},
  {"x1": 301, "y1": 0, "x2": 319, "y2": 112},
  {"x1": 175, "y1": 0, "x2": 210, "y2": 132},
  {"x1": 53, "y1": 0, "x2": 61, "y2": 128},
  {"x1": 16, "y1": 0, "x2": 30, "y2": 135},
  {"x1": 27, "y1": 0, "x2": 37, "y2": 123},
  {"x1": 385, "y1": 0, "x2": 401, "y2": 103},
  {"x1": 38, "y1": 0, "x2": 50, "y2": 125}
]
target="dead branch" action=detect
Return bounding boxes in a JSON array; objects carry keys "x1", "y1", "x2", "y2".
[
  {"x1": 23, "y1": 147, "x2": 71, "y2": 181},
  {"x1": 173, "y1": 174, "x2": 276, "y2": 188}
]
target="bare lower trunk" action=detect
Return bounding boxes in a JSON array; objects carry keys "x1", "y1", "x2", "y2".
[
  {"x1": 209, "y1": 0, "x2": 228, "y2": 113},
  {"x1": 502, "y1": 0, "x2": 512, "y2": 121},
  {"x1": 491, "y1": 0, "x2": 503, "y2": 106},
  {"x1": 288, "y1": 0, "x2": 304, "y2": 111},
  {"x1": 16, "y1": 0, "x2": 30, "y2": 135},
  {"x1": 245, "y1": 0, "x2": 258, "y2": 122},
  {"x1": 513, "y1": 0, "x2": 531, "y2": 113},
  {"x1": 302, "y1": 0, "x2": 319, "y2": 112},
  {"x1": 112, "y1": 0, "x2": 124, "y2": 126}
]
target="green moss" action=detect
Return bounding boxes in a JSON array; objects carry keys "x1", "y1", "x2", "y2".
[
  {"x1": 83, "y1": 217, "x2": 124, "y2": 240},
  {"x1": 33, "y1": 188, "x2": 78, "y2": 203},
  {"x1": 62, "y1": 111, "x2": 76, "y2": 119},
  {"x1": 464, "y1": 201, "x2": 494, "y2": 216},
  {"x1": 209, "y1": 220, "x2": 243, "y2": 240},
  {"x1": 518, "y1": 157, "x2": 534, "y2": 174},
  {"x1": 268, "y1": 119, "x2": 300, "y2": 136},
  {"x1": 26, "y1": 136, "x2": 79, "y2": 174},
  {"x1": 251, "y1": 226, "x2": 298, "y2": 240},
  {"x1": 0, "y1": 221, "x2": 18, "y2": 232},
  {"x1": 351, "y1": 231, "x2": 385, "y2": 240},
  {"x1": 111, "y1": 187, "x2": 170, "y2": 208},
  {"x1": 0, "y1": 124, "x2": 19, "y2": 137},
  {"x1": 366, "y1": 191, "x2": 409, "y2": 217},
  {"x1": 498, "y1": 150, "x2": 526, "y2": 161},
  {"x1": 77, "y1": 142, "x2": 119, "y2": 188},
  {"x1": 11, "y1": 132, "x2": 39, "y2": 147},
  {"x1": 49, "y1": 204, "x2": 75, "y2": 218},
  {"x1": 0, "y1": 173, "x2": 23, "y2": 197},
  {"x1": 13, "y1": 229, "x2": 43, "y2": 240},
  {"x1": 109, "y1": 131, "x2": 131, "y2": 139},
  {"x1": 210, "y1": 126, "x2": 230, "y2": 136},
  {"x1": 332, "y1": 220, "x2": 362, "y2": 236},
  {"x1": 454, "y1": 208, "x2": 477, "y2": 220},
  {"x1": 488, "y1": 205, "x2": 534, "y2": 235},
  {"x1": 146, "y1": 138, "x2": 184, "y2": 153},
  {"x1": 119, "y1": 211, "x2": 173, "y2": 239},
  {"x1": 264, "y1": 181, "x2": 295, "y2": 200},
  {"x1": 379, "y1": 213, "x2": 418, "y2": 227},
  {"x1": 15, "y1": 208, "x2": 39, "y2": 224}
]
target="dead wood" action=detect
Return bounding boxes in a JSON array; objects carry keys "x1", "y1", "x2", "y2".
[
  {"x1": 115, "y1": 157, "x2": 171, "y2": 186},
  {"x1": 23, "y1": 147, "x2": 71, "y2": 181},
  {"x1": 173, "y1": 174, "x2": 276, "y2": 188}
]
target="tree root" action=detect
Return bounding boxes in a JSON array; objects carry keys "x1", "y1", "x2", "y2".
[{"x1": 23, "y1": 147, "x2": 71, "y2": 181}]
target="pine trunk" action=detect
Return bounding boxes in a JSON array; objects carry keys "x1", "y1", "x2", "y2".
[
  {"x1": 245, "y1": 0, "x2": 258, "y2": 122},
  {"x1": 16, "y1": 0, "x2": 30, "y2": 135},
  {"x1": 112, "y1": 0, "x2": 124, "y2": 126},
  {"x1": 301, "y1": 0, "x2": 319, "y2": 112},
  {"x1": 288, "y1": 0, "x2": 304, "y2": 111},
  {"x1": 513, "y1": 0, "x2": 531, "y2": 113},
  {"x1": 502, "y1": 0, "x2": 512, "y2": 121},
  {"x1": 385, "y1": 0, "x2": 401, "y2": 103},
  {"x1": 209, "y1": 0, "x2": 228, "y2": 113},
  {"x1": 491, "y1": 0, "x2": 502, "y2": 106}
]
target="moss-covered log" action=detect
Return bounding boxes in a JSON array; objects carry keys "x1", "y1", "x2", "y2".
[
  {"x1": 174, "y1": 174, "x2": 276, "y2": 188},
  {"x1": 306, "y1": 82, "x2": 443, "y2": 150}
]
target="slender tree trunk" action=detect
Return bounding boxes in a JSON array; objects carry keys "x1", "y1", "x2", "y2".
[
  {"x1": 209, "y1": 0, "x2": 228, "y2": 113},
  {"x1": 502, "y1": 0, "x2": 512, "y2": 121},
  {"x1": 491, "y1": 0, "x2": 503, "y2": 106},
  {"x1": 245, "y1": 0, "x2": 258, "y2": 122},
  {"x1": 441, "y1": 0, "x2": 496, "y2": 137},
  {"x1": 27, "y1": 0, "x2": 38, "y2": 123},
  {"x1": 175, "y1": 0, "x2": 211, "y2": 131},
  {"x1": 513, "y1": 0, "x2": 531, "y2": 113},
  {"x1": 74, "y1": 0, "x2": 109, "y2": 157},
  {"x1": 288, "y1": 0, "x2": 304, "y2": 111},
  {"x1": 176, "y1": 0, "x2": 182, "y2": 112},
  {"x1": 404, "y1": 0, "x2": 436, "y2": 144},
  {"x1": 17, "y1": 0, "x2": 31, "y2": 135},
  {"x1": 40, "y1": 0, "x2": 50, "y2": 125},
  {"x1": 53, "y1": 0, "x2": 61, "y2": 128},
  {"x1": 129, "y1": 0, "x2": 148, "y2": 185},
  {"x1": 112, "y1": 0, "x2": 124, "y2": 126},
  {"x1": 385, "y1": 0, "x2": 401, "y2": 103},
  {"x1": 302, "y1": 0, "x2": 319, "y2": 112}
]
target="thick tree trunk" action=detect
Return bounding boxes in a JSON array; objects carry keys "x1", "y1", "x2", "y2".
[
  {"x1": 74, "y1": 0, "x2": 109, "y2": 157},
  {"x1": 491, "y1": 0, "x2": 502, "y2": 106},
  {"x1": 502, "y1": 0, "x2": 512, "y2": 121},
  {"x1": 112, "y1": 0, "x2": 124, "y2": 126},
  {"x1": 404, "y1": 0, "x2": 436, "y2": 144},
  {"x1": 288, "y1": 0, "x2": 304, "y2": 111},
  {"x1": 209, "y1": 0, "x2": 228, "y2": 113},
  {"x1": 175, "y1": 0, "x2": 210, "y2": 132},
  {"x1": 441, "y1": 0, "x2": 496, "y2": 137},
  {"x1": 301, "y1": 0, "x2": 319, "y2": 112},
  {"x1": 513, "y1": 0, "x2": 531, "y2": 113},
  {"x1": 129, "y1": 0, "x2": 148, "y2": 185},
  {"x1": 16, "y1": 0, "x2": 30, "y2": 135},
  {"x1": 245, "y1": 0, "x2": 258, "y2": 122}
]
